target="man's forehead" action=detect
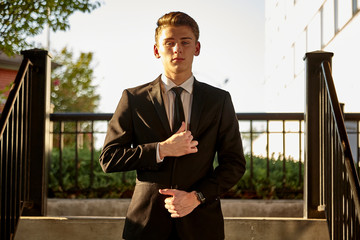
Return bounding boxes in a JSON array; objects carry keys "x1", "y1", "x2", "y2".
[{"x1": 159, "y1": 26, "x2": 195, "y2": 40}]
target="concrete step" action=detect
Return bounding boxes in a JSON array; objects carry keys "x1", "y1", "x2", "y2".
[
  {"x1": 47, "y1": 198, "x2": 304, "y2": 217},
  {"x1": 15, "y1": 216, "x2": 329, "y2": 240},
  {"x1": 16, "y1": 199, "x2": 329, "y2": 240}
]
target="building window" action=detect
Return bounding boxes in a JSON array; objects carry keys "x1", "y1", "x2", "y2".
[
  {"x1": 337, "y1": 0, "x2": 353, "y2": 30},
  {"x1": 307, "y1": 12, "x2": 322, "y2": 51},
  {"x1": 294, "y1": 30, "x2": 306, "y2": 77},
  {"x1": 322, "y1": 0, "x2": 335, "y2": 47}
]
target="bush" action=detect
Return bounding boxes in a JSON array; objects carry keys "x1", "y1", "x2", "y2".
[
  {"x1": 49, "y1": 147, "x2": 135, "y2": 198},
  {"x1": 224, "y1": 154, "x2": 303, "y2": 199},
  {"x1": 49, "y1": 148, "x2": 303, "y2": 199}
]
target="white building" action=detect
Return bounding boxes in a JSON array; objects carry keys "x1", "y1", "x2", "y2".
[{"x1": 264, "y1": 0, "x2": 360, "y2": 113}]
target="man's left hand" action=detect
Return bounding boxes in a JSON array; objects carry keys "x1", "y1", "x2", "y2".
[{"x1": 159, "y1": 189, "x2": 200, "y2": 218}]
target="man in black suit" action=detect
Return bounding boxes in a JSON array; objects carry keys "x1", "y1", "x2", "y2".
[{"x1": 99, "y1": 11, "x2": 246, "y2": 240}]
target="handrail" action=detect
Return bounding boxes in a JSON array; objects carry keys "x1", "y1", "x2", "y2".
[
  {"x1": 0, "y1": 58, "x2": 32, "y2": 240},
  {"x1": 49, "y1": 112, "x2": 360, "y2": 123},
  {"x1": 320, "y1": 61, "x2": 360, "y2": 238},
  {"x1": 236, "y1": 112, "x2": 304, "y2": 120},
  {"x1": 0, "y1": 59, "x2": 32, "y2": 135},
  {"x1": 322, "y1": 61, "x2": 360, "y2": 207},
  {"x1": 50, "y1": 112, "x2": 305, "y2": 121},
  {"x1": 50, "y1": 112, "x2": 112, "y2": 121}
]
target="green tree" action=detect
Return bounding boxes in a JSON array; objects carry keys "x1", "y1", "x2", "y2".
[
  {"x1": 51, "y1": 47, "x2": 100, "y2": 112},
  {"x1": 0, "y1": 0, "x2": 101, "y2": 56},
  {"x1": 50, "y1": 47, "x2": 100, "y2": 152}
]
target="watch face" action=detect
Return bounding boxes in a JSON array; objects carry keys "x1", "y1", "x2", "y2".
[{"x1": 196, "y1": 192, "x2": 205, "y2": 203}]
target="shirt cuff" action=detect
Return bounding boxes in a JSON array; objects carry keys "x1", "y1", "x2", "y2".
[{"x1": 156, "y1": 143, "x2": 164, "y2": 163}]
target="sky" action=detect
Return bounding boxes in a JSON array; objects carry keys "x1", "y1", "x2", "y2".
[
  {"x1": 34, "y1": 0, "x2": 265, "y2": 113},
  {"x1": 32, "y1": 0, "x2": 316, "y2": 159}
]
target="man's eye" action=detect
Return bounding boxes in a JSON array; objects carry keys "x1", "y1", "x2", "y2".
[
  {"x1": 165, "y1": 42, "x2": 174, "y2": 46},
  {"x1": 182, "y1": 41, "x2": 190, "y2": 45}
]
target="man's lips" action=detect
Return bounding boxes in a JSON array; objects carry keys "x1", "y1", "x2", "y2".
[{"x1": 172, "y1": 57, "x2": 185, "y2": 62}]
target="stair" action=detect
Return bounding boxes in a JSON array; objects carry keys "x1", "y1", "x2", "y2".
[
  {"x1": 15, "y1": 216, "x2": 329, "y2": 240},
  {"x1": 46, "y1": 198, "x2": 304, "y2": 218},
  {"x1": 15, "y1": 199, "x2": 330, "y2": 240}
]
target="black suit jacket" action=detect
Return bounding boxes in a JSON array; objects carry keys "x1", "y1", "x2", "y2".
[{"x1": 99, "y1": 76, "x2": 246, "y2": 240}]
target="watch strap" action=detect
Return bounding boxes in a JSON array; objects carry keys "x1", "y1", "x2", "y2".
[{"x1": 195, "y1": 191, "x2": 206, "y2": 204}]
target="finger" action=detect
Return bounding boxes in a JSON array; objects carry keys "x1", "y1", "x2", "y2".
[
  {"x1": 189, "y1": 147, "x2": 198, "y2": 153},
  {"x1": 184, "y1": 132, "x2": 193, "y2": 141},
  {"x1": 164, "y1": 197, "x2": 174, "y2": 205},
  {"x1": 188, "y1": 141, "x2": 198, "y2": 153},
  {"x1": 159, "y1": 188, "x2": 176, "y2": 196},
  {"x1": 190, "y1": 140, "x2": 198, "y2": 147},
  {"x1": 171, "y1": 213, "x2": 180, "y2": 218},
  {"x1": 188, "y1": 134, "x2": 193, "y2": 141},
  {"x1": 165, "y1": 203, "x2": 175, "y2": 210},
  {"x1": 167, "y1": 206, "x2": 177, "y2": 213},
  {"x1": 176, "y1": 121, "x2": 186, "y2": 133},
  {"x1": 185, "y1": 130, "x2": 192, "y2": 135}
]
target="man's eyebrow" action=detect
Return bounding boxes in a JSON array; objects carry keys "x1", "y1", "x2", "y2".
[
  {"x1": 163, "y1": 37, "x2": 193, "y2": 41},
  {"x1": 163, "y1": 37, "x2": 175, "y2": 41}
]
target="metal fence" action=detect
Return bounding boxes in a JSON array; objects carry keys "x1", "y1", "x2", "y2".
[
  {"x1": 320, "y1": 61, "x2": 360, "y2": 239},
  {"x1": 49, "y1": 113, "x2": 110, "y2": 192},
  {"x1": 49, "y1": 111, "x2": 360, "y2": 199},
  {"x1": 49, "y1": 112, "x2": 307, "y2": 198},
  {"x1": 237, "y1": 113, "x2": 305, "y2": 188},
  {"x1": 0, "y1": 58, "x2": 32, "y2": 240}
]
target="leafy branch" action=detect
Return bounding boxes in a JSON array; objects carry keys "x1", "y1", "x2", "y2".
[{"x1": 0, "y1": 0, "x2": 101, "y2": 56}]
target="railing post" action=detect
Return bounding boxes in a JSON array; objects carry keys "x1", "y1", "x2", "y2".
[
  {"x1": 303, "y1": 51, "x2": 333, "y2": 219},
  {"x1": 21, "y1": 49, "x2": 52, "y2": 216}
]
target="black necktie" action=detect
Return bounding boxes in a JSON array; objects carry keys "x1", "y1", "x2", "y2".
[{"x1": 171, "y1": 87, "x2": 185, "y2": 132}]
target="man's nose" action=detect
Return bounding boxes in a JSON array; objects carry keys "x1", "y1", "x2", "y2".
[{"x1": 173, "y1": 43, "x2": 182, "y2": 53}]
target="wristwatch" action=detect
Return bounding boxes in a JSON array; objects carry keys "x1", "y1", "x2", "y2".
[{"x1": 195, "y1": 191, "x2": 206, "y2": 204}]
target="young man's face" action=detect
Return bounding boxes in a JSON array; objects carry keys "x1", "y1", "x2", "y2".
[{"x1": 154, "y1": 25, "x2": 200, "y2": 81}]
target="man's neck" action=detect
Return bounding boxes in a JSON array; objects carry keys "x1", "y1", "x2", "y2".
[{"x1": 164, "y1": 71, "x2": 193, "y2": 86}]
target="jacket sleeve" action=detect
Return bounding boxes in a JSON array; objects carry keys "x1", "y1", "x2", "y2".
[
  {"x1": 196, "y1": 92, "x2": 246, "y2": 202},
  {"x1": 99, "y1": 90, "x2": 159, "y2": 173}
]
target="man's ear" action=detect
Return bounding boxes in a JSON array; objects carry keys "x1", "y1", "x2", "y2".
[
  {"x1": 195, "y1": 41, "x2": 201, "y2": 56},
  {"x1": 154, "y1": 44, "x2": 161, "y2": 59}
]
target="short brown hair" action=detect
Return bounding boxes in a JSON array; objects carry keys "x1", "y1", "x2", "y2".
[{"x1": 155, "y1": 11, "x2": 200, "y2": 43}]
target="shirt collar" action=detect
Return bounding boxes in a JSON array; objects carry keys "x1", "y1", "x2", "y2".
[{"x1": 161, "y1": 74, "x2": 194, "y2": 94}]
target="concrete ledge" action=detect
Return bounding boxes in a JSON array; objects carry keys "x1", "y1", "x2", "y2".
[
  {"x1": 220, "y1": 199, "x2": 303, "y2": 217},
  {"x1": 15, "y1": 216, "x2": 329, "y2": 240},
  {"x1": 15, "y1": 216, "x2": 125, "y2": 240},
  {"x1": 225, "y1": 217, "x2": 329, "y2": 240},
  {"x1": 47, "y1": 198, "x2": 303, "y2": 217}
]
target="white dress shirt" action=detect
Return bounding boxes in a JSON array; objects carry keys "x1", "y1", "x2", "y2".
[
  {"x1": 161, "y1": 74, "x2": 194, "y2": 131},
  {"x1": 156, "y1": 74, "x2": 194, "y2": 162}
]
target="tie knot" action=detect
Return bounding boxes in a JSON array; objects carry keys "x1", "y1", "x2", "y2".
[{"x1": 171, "y1": 87, "x2": 184, "y2": 96}]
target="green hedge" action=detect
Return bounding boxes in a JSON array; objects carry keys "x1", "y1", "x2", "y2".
[
  {"x1": 49, "y1": 147, "x2": 136, "y2": 198},
  {"x1": 49, "y1": 147, "x2": 303, "y2": 199},
  {"x1": 225, "y1": 155, "x2": 303, "y2": 199}
]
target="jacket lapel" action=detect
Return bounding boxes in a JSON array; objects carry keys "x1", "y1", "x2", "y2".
[
  {"x1": 190, "y1": 79, "x2": 205, "y2": 137},
  {"x1": 147, "y1": 77, "x2": 205, "y2": 138},
  {"x1": 147, "y1": 76, "x2": 172, "y2": 136}
]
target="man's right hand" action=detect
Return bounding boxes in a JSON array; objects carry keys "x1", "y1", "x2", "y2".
[{"x1": 159, "y1": 122, "x2": 198, "y2": 159}]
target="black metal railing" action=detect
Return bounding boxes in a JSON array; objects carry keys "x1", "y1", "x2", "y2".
[
  {"x1": 49, "y1": 112, "x2": 309, "y2": 198},
  {"x1": 49, "y1": 113, "x2": 110, "y2": 194},
  {"x1": 320, "y1": 61, "x2": 360, "y2": 239},
  {"x1": 344, "y1": 112, "x2": 360, "y2": 174},
  {"x1": 49, "y1": 111, "x2": 360, "y2": 199},
  {"x1": 0, "y1": 58, "x2": 32, "y2": 240},
  {"x1": 237, "y1": 112, "x2": 305, "y2": 189}
]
